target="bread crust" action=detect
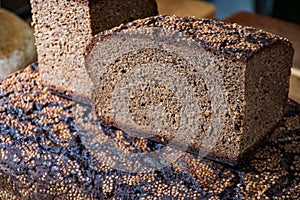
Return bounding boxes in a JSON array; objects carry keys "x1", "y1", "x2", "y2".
[{"x1": 86, "y1": 15, "x2": 293, "y2": 62}]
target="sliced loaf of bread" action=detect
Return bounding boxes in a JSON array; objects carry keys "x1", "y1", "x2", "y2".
[{"x1": 85, "y1": 16, "x2": 294, "y2": 163}]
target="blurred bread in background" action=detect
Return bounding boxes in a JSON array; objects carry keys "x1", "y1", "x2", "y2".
[
  {"x1": 0, "y1": 8, "x2": 36, "y2": 80},
  {"x1": 157, "y1": 0, "x2": 216, "y2": 19}
]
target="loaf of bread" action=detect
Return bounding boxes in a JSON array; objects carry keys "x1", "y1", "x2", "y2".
[
  {"x1": 85, "y1": 16, "x2": 294, "y2": 163},
  {"x1": 0, "y1": 64, "x2": 299, "y2": 199},
  {"x1": 30, "y1": 0, "x2": 158, "y2": 102},
  {"x1": 0, "y1": 8, "x2": 36, "y2": 80}
]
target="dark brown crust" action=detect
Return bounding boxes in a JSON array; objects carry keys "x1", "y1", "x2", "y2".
[
  {"x1": 238, "y1": 89, "x2": 290, "y2": 162},
  {"x1": 205, "y1": 117, "x2": 284, "y2": 166},
  {"x1": 86, "y1": 15, "x2": 293, "y2": 63}
]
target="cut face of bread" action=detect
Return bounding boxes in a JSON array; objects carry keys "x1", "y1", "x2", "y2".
[
  {"x1": 85, "y1": 16, "x2": 294, "y2": 163},
  {"x1": 30, "y1": 0, "x2": 158, "y2": 102}
]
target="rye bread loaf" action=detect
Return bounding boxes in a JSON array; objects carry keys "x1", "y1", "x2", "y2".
[
  {"x1": 0, "y1": 64, "x2": 299, "y2": 199},
  {"x1": 85, "y1": 15, "x2": 294, "y2": 163},
  {"x1": 30, "y1": 0, "x2": 158, "y2": 102}
]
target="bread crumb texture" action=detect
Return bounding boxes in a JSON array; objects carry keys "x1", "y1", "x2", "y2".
[
  {"x1": 30, "y1": 0, "x2": 158, "y2": 100},
  {"x1": 0, "y1": 64, "x2": 299, "y2": 199}
]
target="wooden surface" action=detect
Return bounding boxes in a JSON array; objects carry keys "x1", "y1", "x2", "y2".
[
  {"x1": 224, "y1": 12, "x2": 300, "y2": 103},
  {"x1": 157, "y1": 0, "x2": 216, "y2": 19}
]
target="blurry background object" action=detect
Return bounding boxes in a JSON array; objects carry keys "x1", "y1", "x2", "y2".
[
  {"x1": 255, "y1": 0, "x2": 274, "y2": 16},
  {"x1": 0, "y1": 0, "x2": 31, "y2": 19},
  {"x1": 254, "y1": 0, "x2": 300, "y2": 25},
  {"x1": 204, "y1": 0, "x2": 254, "y2": 19},
  {"x1": 290, "y1": 68, "x2": 300, "y2": 103},
  {"x1": 204, "y1": 0, "x2": 300, "y2": 25},
  {"x1": 0, "y1": 8, "x2": 36, "y2": 80},
  {"x1": 272, "y1": 0, "x2": 300, "y2": 25},
  {"x1": 157, "y1": 0, "x2": 216, "y2": 19}
]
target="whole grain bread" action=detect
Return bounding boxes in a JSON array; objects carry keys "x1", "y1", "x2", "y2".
[
  {"x1": 85, "y1": 15, "x2": 294, "y2": 163},
  {"x1": 30, "y1": 0, "x2": 158, "y2": 102}
]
